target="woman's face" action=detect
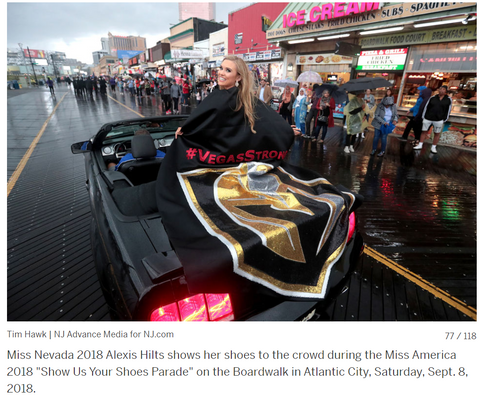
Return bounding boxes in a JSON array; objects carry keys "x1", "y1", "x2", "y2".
[
  {"x1": 218, "y1": 60, "x2": 240, "y2": 90},
  {"x1": 323, "y1": 91, "x2": 329, "y2": 98},
  {"x1": 299, "y1": 89, "x2": 305, "y2": 96},
  {"x1": 386, "y1": 89, "x2": 393, "y2": 97},
  {"x1": 366, "y1": 89, "x2": 371, "y2": 95}
]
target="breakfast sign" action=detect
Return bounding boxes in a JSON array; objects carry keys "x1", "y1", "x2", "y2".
[{"x1": 267, "y1": 2, "x2": 476, "y2": 40}]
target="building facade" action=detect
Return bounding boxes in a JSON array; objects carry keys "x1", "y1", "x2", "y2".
[
  {"x1": 108, "y1": 32, "x2": 147, "y2": 58},
  {"x1": 179, "y1": 2, "x2": 215, "y2": 22},
  {"x1": 228, "y1": 3, "x2": 289, "y2": 86}
]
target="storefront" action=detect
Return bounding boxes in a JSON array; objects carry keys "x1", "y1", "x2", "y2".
[
  {"x1": 266, "y1": 1, "x2": 477, "y2": 146},
  {"x1": 236, "y1": 49, "x2": 284, "y2": 86}
]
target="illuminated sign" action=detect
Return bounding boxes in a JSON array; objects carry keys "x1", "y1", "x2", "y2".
[
  {"x1": 282, "y1": 2, "x2": 380, "y2": 28},
  {"x1": 268, "y1": 2, "x2": 475, "y2": 40},
  {"x1": 356, "y1": 48, "x2": 408, "y2": 70}
]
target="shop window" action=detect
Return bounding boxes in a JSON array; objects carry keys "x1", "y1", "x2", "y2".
[{"x1": 407, "y1": 41, "x2": 477, "y2": 72}]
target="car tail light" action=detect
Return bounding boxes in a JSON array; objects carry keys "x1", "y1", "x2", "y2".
[
  {"x1": 150, "y1": 293, "x2": 234, "y2": 322},
  {"x1": 347, "y1": 212, "x2": 356, "y2": 243}
]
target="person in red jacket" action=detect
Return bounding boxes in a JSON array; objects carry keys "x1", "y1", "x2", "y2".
[
  {"x1": 311, "y1": 90, "x2": 335, "y2": 143},
  {"x1": 182, "y1": 79, "x2": 191, "y2": 106}
]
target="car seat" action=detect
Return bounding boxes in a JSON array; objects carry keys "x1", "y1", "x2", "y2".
[{"x1": 117, "y1": 134, "x2": 163, "y2": 185}]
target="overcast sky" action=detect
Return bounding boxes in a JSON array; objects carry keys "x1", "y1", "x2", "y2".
[{"x1": 7, "y1": 2, "x2": 252, "y2": 64}]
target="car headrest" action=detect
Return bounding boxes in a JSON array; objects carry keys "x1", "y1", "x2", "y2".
[{"x1": 131, "y1": 135, "x2": 157, "y2": 158}]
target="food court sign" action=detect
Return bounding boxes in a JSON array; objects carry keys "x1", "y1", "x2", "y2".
[
  {"x1": 356, "y1": 48, "x2": 408, "y2": 70},
  {"x1": 267, "y1": 2, "x2": 476, "y2": 40}
]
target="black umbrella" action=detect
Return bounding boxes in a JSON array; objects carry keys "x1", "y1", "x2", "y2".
[
  {"x1": 197, "y1": 79, "x2": 212, "y2": 85},
  {"x1": 341, "y1": 77, "x2": 391, "y2": 92},
  {"x1": 314, "y1": 83, "x2": 347, "y2": 104}
]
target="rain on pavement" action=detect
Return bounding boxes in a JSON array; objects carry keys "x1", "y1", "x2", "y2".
[{"x1": 7, "y1": 85, "x2": 476, "y2": 321}]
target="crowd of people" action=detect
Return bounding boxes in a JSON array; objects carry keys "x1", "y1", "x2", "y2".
[
  {"x1": 270, "y1": 81, "x2": 453, "y2": 157},
  {"x1": 59, "y1": 73, "x2": 222, "y2": 115}
]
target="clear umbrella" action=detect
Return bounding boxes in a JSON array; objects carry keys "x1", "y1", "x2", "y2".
[
  {"x1": 273, "y1": 78, "x2": 299, "y2": 88},
  {"x1": 296, "y1": 71, "x2": 323, "y2": 83}
]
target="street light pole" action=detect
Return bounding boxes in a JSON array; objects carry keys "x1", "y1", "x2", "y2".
[
  {"x1": 26, "y1": 46, "x2": 39, "y2": 86},
  {"x1": 18, "y1": 43, "x2": 30, "y2": 87}
]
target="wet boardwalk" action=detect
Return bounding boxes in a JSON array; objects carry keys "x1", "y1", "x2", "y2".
[{"x1": 7, "y1": 86, "x2": 477, "y2": 321}]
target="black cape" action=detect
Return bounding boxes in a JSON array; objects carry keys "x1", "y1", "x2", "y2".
[{"x1": 157, "y1": 87, "x2": 358, "y2": 299}]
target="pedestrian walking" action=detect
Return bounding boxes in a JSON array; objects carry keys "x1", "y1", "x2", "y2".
[
  {"x1": 79, "y1": 77, "x2": 87, "y2": 96},
  {"x1": 370, "y1": 94, "x2": 398, "y2": 157},
  {"x1": 182, "y1": 79, "x2": 191, "y2": 106},
  {"x1": 118, "y1": 78, "x2": 124, "y2": 94},
  {"x1": 413, "y1": 85, "x2": 451, "y2": 154},
  {"x1": 343, "y1": 93, "x2": 366, "y2": 153},
  {"x1": 312, "y1": 90, "x2": 335, "y2": 143},
  {"x1": 304, "y1": 84, "x2": 320, "y2": 138},
  {"x1": 136, "y1": 78, "x2": 143, "y2": 97},
  {"x1": 145, "y1": 79, "x2": 152, "y2": 96},
  {"x1": 110, "y1": 76, "x2": 116, "y2": 92},
  {"x1": 128, "y1": 79, "x2": 135, "y2": 96},
  {"x1": 162, "y1": 82, "x2": 172, "y2": 114},
  {"x1": 400, "y1": 86, "x2": 430, "y2": 145},
  {"x1": 46, "y1": 77, "x2": 55, "y2": 95},
  {"x1": 293, "y1": 88, "x2": 308, "y2": 136},
  {"x1": 362, "y1": 88, "x2": 376, "y2": 137},
  {"x1": 99, "y1": 77, "x2": 107, "y2": 94},
  {"x1": 278, "y1": 85, "x2": 295, "y2": 125},
  {"x1": 86, "y1": 76, "x2": 93, "y2": 96},
  {"x1": 171, "y1": 81, "x2": 181, "y2": 114}
]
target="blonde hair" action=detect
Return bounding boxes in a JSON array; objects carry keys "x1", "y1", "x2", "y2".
[{"x1": 222, "y1": 55, "x2": 257, "y2": 133}]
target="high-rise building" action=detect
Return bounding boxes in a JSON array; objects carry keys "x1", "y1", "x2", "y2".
[
  {"x1": 93, "y1": 50, "x2": 109, "y2": 65},
  {"x1": 107, "y1": 32, "x2": 147, "y2": 57},
  {"x1": 100, "y1": 37, "x2": 110, "y2": 53},
  {"x1": 179, "y1": 2, "x2": 215, "y2": 21}
]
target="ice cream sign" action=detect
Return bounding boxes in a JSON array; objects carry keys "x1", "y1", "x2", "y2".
[
  {"x1": 356, "y1": 48, "x2": 409, "y2": 70},
  {"x1": 282, "y1": 2, "x2": 381, "y2": 27}
]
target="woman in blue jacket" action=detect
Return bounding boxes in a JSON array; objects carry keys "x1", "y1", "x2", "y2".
[{"x1": 401, "y1": 86, "x2": 428, "y2": 144}]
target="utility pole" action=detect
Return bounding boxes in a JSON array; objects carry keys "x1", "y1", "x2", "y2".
[
  {"x1": 18, "y1": 43, "x2": 30, "y2": 87},
  {"x1": 26, "y1": 46, "x2": 39, "y2": 86},
  {"x1": 51, "y1": 54, "x2": 58, "y2": 81}
]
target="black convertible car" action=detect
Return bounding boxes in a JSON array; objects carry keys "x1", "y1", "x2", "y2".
[{"x1": 72, "y1": 116, "x2": 364, "y2": 321}]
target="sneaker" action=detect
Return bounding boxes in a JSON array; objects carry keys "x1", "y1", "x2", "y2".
[
  {"x1": 166, "y1": 110, "x2": 172, "y2": 115},
  {"x1": 377, "y1": 151, "x2": 385, "y2": 157},
  {"x1": 361, "y1": 133, "x2": 365, "y2": 138},
  {"x1": 312, "y1": 138, "x2": 317, "y2": 142},
  {"x1": 344, "y1": 146, "x2": 350, "y2": 154},
  {"x1": 431, "y1": 145, "x2": 437, "y2": 154},
  {"x1": 349, "y1": 145, "x2": 354, "y2": 153},
  {"x1": 370, "y1": 150, "x2": 376, "y2": 156},
  {"x1": 413, "y1": 142, "x2": 423, "y2": 150}
]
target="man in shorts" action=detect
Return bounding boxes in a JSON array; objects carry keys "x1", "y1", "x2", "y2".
[{"x1": 413, "y1": 85, "x2": 452, "y2": 154}]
